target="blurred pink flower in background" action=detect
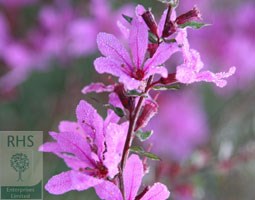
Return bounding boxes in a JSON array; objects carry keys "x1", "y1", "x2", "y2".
[
  {"x1": 146, "y1": 90, "x2": 208, "y2": 161},
  {"x1": 0, "y1": 0, "x2": 134, "y2": 92}
]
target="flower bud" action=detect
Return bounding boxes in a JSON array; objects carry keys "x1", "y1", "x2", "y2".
[
  {"x1": 162, "y1": 5, "x2": 177, "y2": 38},
  {"x1": 159, "y1": 73, "x2": 177, "y2": 85},
  {"x1": 135, "y1": 100, "x2": 158, "y2": 131},
  {"x1": 114, "y1": 84, "x2": 135, "y2": 112},
  {"x1": 175, "y1": 6, "x2": 202, "y2": 25},
  {"x1": 142, "y1": 10, "x2": 159, "y2": 38}
]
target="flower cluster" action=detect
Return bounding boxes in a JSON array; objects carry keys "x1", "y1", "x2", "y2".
[{"x1": 40, "y1": 2, "x2": 235, "y2": 199}]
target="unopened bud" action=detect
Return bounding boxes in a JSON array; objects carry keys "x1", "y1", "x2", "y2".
[
  {"x1": 142, "y1": 10, "x2": 159, "y2": 38},
  {"x1": 162, "y1": 21, "x2": 177, "y2": 38},
  {"x1": 175, "y1": 6, "x2": 202, "y2": 25},
  {"x1": 114, "y1": 84, "x2": 135, "y2": 112},
  {"x1": 135, "y1": 100, "x2": 158, "y2": 131},
  {"x1": 162, "y1": 5, "x2": 177, "y2": 38},
  {"x1": 159, "y1": 73, "x2": 177, "y2": 85}
]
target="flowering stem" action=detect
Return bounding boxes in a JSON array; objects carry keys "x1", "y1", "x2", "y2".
[{"x1": 119, "y1": 76, "x2": 153, "y2": 199}]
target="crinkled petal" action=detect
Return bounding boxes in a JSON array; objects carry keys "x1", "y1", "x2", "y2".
[
  {"x1": 104, "y1": 122, "x2": 128, "y2": 178},
  {"x1": 176, "y1": 65, "x2": 236, "y2": 88},
  {"x1": 45, "y1": 171, "x2": 103, "y2": 195},
  {"x1": 144, "y1": 42, "x2": 179, "y2": 72},
  {"x1": 97, "y1": 32, "x2": 132, "y2": 67},
  {"x1": 124, "y1": 155, "x2": 143, "y2": 200},
  {"x1": 176, "y1": 64, "x2": 197, "y2": 84},
  {"x1": 140, "y1": 183, "x2": 170, "y2": 200},
  {"x1": 195, "y1": 67, "x2": 236, "y2": 87},
  {"x1": 95, "y1": 181, "x2": 123, "y2": 200},
  {"x1": 129, "y1": 13, "x2": 148, "y2": 69},
  {"x1": 76, "y1": 100, "x2": 104, "y2": 157},
  {"x1": 82, "y1": 82, "x2": 114, "y2": 94}
]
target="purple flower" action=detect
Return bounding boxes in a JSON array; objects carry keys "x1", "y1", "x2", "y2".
[
  {"x1": 94, "y1": 5, "x2": 179, "y2": 90},
  {"x1": 175, "y1": 27, "x2": 236, "y2": 88},
  {"x1": 146, "y1": 91, "x2": 208, "y2": 161},
  {"x1": 39, "y1": 100, "x2": 128, "y2": 194},
  {"x1": 95, "y1": 155, "x2": 170, "y2": 200}
]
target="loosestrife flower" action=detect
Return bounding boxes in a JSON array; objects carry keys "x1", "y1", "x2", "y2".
[
  {"x1": 94, "y1": 6, "x2": 179, "y2": 90},
  {"x1": 175, "y1": 29, "x2": 236, "y2": 87},
  {"x1": 95, "y1": 155, "x2": 170, "y2": 200},
  {"x1": 138, "y1": 4, "x2": 236, "y2": 88},
  {"x1": 39, "y1": 100, "x2": 128, "y2": 194}
]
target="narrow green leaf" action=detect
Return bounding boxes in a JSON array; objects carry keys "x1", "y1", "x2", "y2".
[
  {"x1": 136, "y1": 130, "x2": 153, "y2": 142},
  {"x1": 153, "y1": 84, "x2": 181, "y2": 91},
  {"x1": 104, "y1": 104, "x2": 125, "y2": 117},
  {"x1": 142, "y1": 152, "x2": 161, "y2": 161},
  {"x1": 126, "y1": 90, "x2": 146, "y2": 97},
  {"x1": 179, "y1": 21, "x2": 210, "y2": 29},
  {"x1": 122, "y1": 14, "x2": 133, "y2": 24},
  {"x1": 130, "y1": 146, "x2": 144, "y2": 153},
  {"x1": 130, "y1": 146, "x2": 161, "y2": 161}
]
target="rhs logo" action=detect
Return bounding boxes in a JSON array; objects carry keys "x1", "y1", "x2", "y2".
[
  {"x1": 10, "y1": 153, "x2": 30, "y2": 182},
  {"x1": 0, "y1": 131, "x2": 43, "y2": 200}
]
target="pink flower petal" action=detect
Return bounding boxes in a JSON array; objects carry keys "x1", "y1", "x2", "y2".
[
  {"x1": 45, "y1": 171, "x2": 74, "y2": 195},
  {"x1": 119, "y1": 74, "x2": 141, "y2": 90},
  {"x1": 158, "y1": 9, "x2": 168, "y2": 35},
  {"x1": 49, "y1": 131, "x2": 93, "y2": 166},
  {"x1": 82, "y1": 82, "x2": 114, "y2": 94},
  {"x1": 196, "y1": 67, "x2": 236, "y2": 88},
  {"x1": 95, "y1": 181, "x2": 123, "y2": 200},
  {"x1": 144, "y1": 42, "x2": 179, "y2": 72},
  {"x1": 76, "y1": 100, "x2": 105, "y2": 157},
  {"x1": 45, "y1": 171, "x2": 103, "y2": 195},
  {"x1": 145, "y1": 66, "x2": 168, "y2": 79},
  {"x1": 97, "y1": 32, "x2": 132, "y2": 68},
  {"x1": 140, "y1": 183, "x2": 170, "y2": 200},
  {"x1": 71, "y1": 171, "x2": 103, "y2": 191},
  {"x1": 94, "y1": 57, "x2": 125, "y2": 77},
  {"x1": 105, "y1": 93, "x2": 123, "y2": 125},
  {"x1": 104, "y1": 122, "x2": 128, "y2": 178},
  {"x1": 38, "y1": 142, "x2": 61, "y2": 153},
  {"x1": 135, "y1": 4, "x2": 146, "y2": 17},
  {"x1": 58, "y1": 121, "x2": 81, "y2": 133},
  {"x1": 124, "y1": 155, "x2": 143, "y2": 200},
  {"x1": 129, "y1": 15, "x2": 148, "y2": 68}
]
